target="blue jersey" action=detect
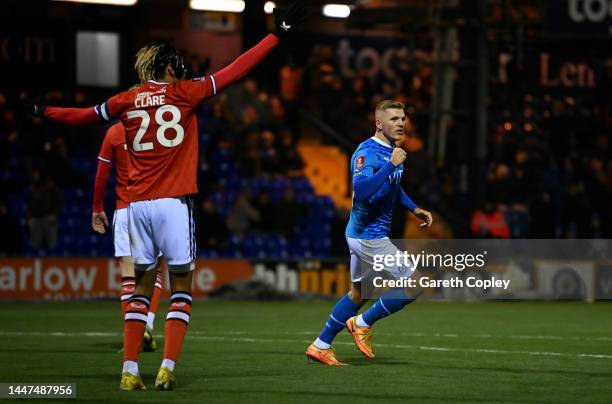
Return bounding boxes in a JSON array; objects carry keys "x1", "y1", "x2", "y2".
[{"x1": 346, "y1": 137, "x2": 404, "y2": 239}]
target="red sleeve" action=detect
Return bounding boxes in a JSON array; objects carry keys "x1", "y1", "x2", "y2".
[
  {"x1": 177, "y1": 34, "x2": 279, "y2": 106},
  {"x1": 93, "y1": 131, "x2": 115, "y2": 213},
  {"x1": 44, "y1": 91, "x2": 130, "y2": 126},
  {"x1": 44, "y1": 106, "x2": 101, "y2": 126},
  {"x1": 93, "y1": 160, "x2": 112, "y2": 213},
  {"x1": 214, "y1": 34, "x2": 279, "y2": 93},
  {"x1": 98, "y1": 127, "x2": 115, "y2": 162}
]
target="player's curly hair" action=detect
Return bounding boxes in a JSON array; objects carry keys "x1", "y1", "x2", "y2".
[
  {"x1": 135, "y1": 42, "x2": 186, "y2": 83},
  {"x1": 134, "y1": 43, "x2": 162, "y2": 83}
]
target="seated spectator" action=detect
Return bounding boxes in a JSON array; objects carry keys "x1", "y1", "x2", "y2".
[
  {"x1": 27, "y1": 169, "x2": 63, "y2": 251},
  {"x1": 199, "y1": 198, "x2": 229, "y2": 250},
  {"x1": 273, "y1": 189, "x2": 307, "y2": 236},
  {"x1": 278, "y1": 128, "x2": 305, "y2": 175},
  {"x1": 259, "y1": 130, "x2": 282, "y2": 174},
  {"x1": 226, "y1": 189, "x2": 260, "y2": 238},
  {"x1": 253, "y1": 192, "x2": 276, "y2": 233}
]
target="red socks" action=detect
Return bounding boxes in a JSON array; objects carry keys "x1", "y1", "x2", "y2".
[
  {"x1": 149, "y1": 272, "x2": 163, "y2": 318},
  {"x1": 123, "y1": 295, "x2": 150, "y2": 362},
  {"x1": 120, "y1": 276, "x2": 135, "y2": 318},
  {"x1": 163, "y1": 292, "x2": 192, "y2": 363}
]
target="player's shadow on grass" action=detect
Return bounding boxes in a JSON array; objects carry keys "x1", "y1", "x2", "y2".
[
  {"x1": 237, "y1": 349, "x2": 303, "y2": 356},
  {"x1": 343, "y1": 356, "x2": 413, "y2": 366},
  {"x1": 139, "y1": 374, "x2": 195, "y2": 389}
]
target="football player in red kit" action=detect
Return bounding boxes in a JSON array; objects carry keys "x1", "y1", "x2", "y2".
[
  {"x1": 92, "y1": 122, "x2": 163, "y2": 352},
  {"x1": 30, "y1": 1, "x2": 307, "y2": 390}
]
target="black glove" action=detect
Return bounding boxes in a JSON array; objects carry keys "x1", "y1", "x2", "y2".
[
  {"x1": 274, "y1": 0, "x2": 308, "y2": 39},
  {"x1": 24, "y1": 98, "x2": 45, "y2": 118}
]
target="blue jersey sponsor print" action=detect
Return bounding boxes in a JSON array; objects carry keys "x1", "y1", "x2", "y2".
[{"x1": 346, "y1": 137, "x2": 404, "y2": 239}]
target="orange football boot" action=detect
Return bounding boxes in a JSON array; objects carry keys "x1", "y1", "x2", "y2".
[
  {"x1": 305, "y1": 343, "x2": 347, "y2": 366},
  {"x1": 346, "y1": 316, "x2": 375, "y2": 359}
]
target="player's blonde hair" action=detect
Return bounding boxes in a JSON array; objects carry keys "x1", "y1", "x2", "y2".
[
  {"x1": 134, "y1": 43, "x2": 163, "y2": 83},
  {"x1": 375, "y1": 100, "x2": 405, "y2": 113}
]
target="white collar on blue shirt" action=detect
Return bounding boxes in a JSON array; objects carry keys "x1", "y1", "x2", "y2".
[{"x1": 371, "y1": 136, "x2": 393, "y2": 149}]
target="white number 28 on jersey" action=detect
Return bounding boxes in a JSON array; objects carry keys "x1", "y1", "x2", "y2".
[{"x1": 127, "y1": 105, "x2": 185, "y2": 151}]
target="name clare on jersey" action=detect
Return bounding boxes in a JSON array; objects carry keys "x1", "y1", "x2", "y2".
[{"x1": 135, "y1": 92, "x2": 166, "y2": 108}]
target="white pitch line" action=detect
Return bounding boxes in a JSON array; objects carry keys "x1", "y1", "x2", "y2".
[
  {"x1": 3, "y1": 330, "x2": 610, "y2": 343},
  {"x1": 190, "y1": 330, "x2": 612, "y2": 342},
  {"x1": 189, "y1": 335, "x2": 612, "y2": 360},
  {"x1": 1, "y1": 331, "x2": 611, "y2": 360}
]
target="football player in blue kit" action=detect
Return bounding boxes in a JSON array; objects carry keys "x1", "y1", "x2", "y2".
[{"x1": 306, "y1": 100, "x2": 433, "y2": 365}]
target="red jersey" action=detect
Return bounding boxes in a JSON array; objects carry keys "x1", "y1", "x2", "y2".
[
  {"x1": 97, "y1": 123, "x2": 129, "y2": 209},
  {"x1": 45, "y1": 34, "x2": 279, "y2": 201},
  {"x1": 97, "y1": 78, "x2": 216, "y2": 202}
]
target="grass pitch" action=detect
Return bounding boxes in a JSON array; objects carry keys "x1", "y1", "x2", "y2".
[{"x1": 0, "y1": 300, "x2": 610, "y2": 403}]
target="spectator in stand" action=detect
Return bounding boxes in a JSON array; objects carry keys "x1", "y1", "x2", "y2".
[
  {"x1": 470, "y1": 202, "x2": 510, "y2": 239},
  {"x1": 253, "y1": 192, "x2": 276, "y2": 233},
  {"x1": 307, "y1": 45, "x2": 343, "y2": 132},
  {"x1": 198, "y1": 198, "x2": 229, "y2": 251},
  {"x1": 226, "y1": 79, "x2": 269, "y2": 129},
  {"x1": 278, "y1": 128, "x2": 305, "y2": 175},
  {"x1": 260, "y1": 129, "x2": 282, "y2": 174},
  {"x1": 343, "y1": 77, "x2": 371, "y2": 142},
  {"x1": 237, "y1": 130, "x2": 263, "y2": 175},
  {"x1": 27, "y1": 169, "x2": 63, "y2": 251},
  {"x1": 486, "y1": 163, "x2": 514, "y2": 207},
  {"x1": 227, "y1": 189, "x2": 261, "y2": 238},
  {"x1": 273, "y1": 188, "x2": 306, "y2": 236},
  {"x1": 269, "y1": 95, "x2": 285, "y2": 127},
  {"x1": 279, "y1": 56, "x2": 303, "y2": 136},
  {"x1": 529, "y1": 192, "x2": 555, "y2": 238}
]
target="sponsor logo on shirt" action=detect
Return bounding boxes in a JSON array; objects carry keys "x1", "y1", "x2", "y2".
[{"x1": 389, "y1": 168, "x2": 403, "y2": 184}]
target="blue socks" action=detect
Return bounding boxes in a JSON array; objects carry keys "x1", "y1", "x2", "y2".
[
  {"x1": 315, "y1": 294, "x2": 360, "y2": 348},
  {"x1": 361, "y1": 289, "x2": 412, "y2": 327},
  {"x1": 314, "y1": 290, "x2": 412, "y2": 349}
]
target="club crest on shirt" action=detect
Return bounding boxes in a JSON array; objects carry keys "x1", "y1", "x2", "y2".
[{"x1": 356, "y1": 156, "x2": 365, "y2": 169}]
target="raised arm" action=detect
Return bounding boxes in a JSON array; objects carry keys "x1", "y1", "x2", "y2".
[
  {"x1": 213, "y1": 34, "x2": 280, "y2": 93},
  {"x1": 212, "y1": 1, "x2": 307, "y2": 92}
]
